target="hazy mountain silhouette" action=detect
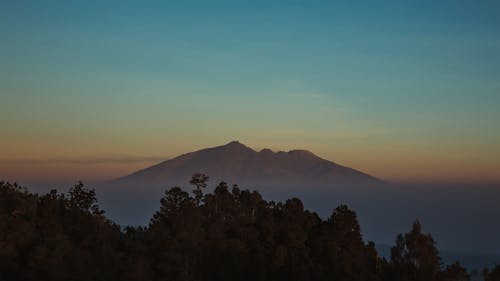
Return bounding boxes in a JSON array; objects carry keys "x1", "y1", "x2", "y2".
[
  {"x1": 113, "y1": 141, "x2": 381, "y2": 187},
  {"x1": 96, "y1": 142, "x2": 500, "y2": 262}
]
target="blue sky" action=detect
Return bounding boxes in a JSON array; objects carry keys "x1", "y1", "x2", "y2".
[{"x1": 1, "y1": 0, "x2": 500, "y2": 183}]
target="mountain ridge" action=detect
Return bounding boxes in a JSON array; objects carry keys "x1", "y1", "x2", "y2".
[{"x1": 113, "y1": 141, "x2": 382, "y2": 187}]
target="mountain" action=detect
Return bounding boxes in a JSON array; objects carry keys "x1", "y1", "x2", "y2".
[
  {"x1": 100, "y1": 140, "x2": 380, "y2": 225},
  {"x1": 113, "y1": 141, "x2": 381, "y2": 187},
  {"x1": 99, "y1": 142, "x2": 500, "y2": 264}
]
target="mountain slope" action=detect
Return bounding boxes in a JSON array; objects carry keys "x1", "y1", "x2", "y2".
[{"x1": 113, "y1": 141, "x2": 381, "y2": 187}]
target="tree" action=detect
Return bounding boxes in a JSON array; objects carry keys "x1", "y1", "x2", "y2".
[
  {"x1": 149, "y1": 187, "x2": 202, "y2": 281},
  {"x1": 440, "y1": 262, "x2": 470, "y2": 281},
  {"x1": 150, "y1": 187, "x2": 193, "y2": 225},
  {"x1": 327, "y1": 205, "x2": 379, "y2": 281},
  {"x1": 390, "y1": 221, "x2": 442, "y2": 281},
  {"x1": 190, "y1": 173, "x2": 209, "y2": 206},
  {"x1": 67, "y1": 181, "x2": 103, "y2": 215},
  {"x1": 484, "y1": 265, "x2": 500, "y2": 281}
]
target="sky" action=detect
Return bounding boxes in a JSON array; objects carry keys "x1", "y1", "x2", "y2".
[{"x1": 1, "y1": 0, "x2": 500, "y2": 186}]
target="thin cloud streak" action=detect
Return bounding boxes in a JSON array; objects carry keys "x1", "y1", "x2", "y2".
[{"x1": 0, "y1": 156, "x2": 169, "y2": 165}]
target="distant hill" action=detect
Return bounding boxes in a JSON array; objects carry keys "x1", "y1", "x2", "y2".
[{"x1": 112, "y1": 141, "x2": 381, "y2": 187}]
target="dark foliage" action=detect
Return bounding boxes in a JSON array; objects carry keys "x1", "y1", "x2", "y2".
[
  {"x1": 0, "y1": 177, "x2": 487, "y2": 281},
  {"x1": 484, "y1": 265, "x2": 500, "y2": 281}
]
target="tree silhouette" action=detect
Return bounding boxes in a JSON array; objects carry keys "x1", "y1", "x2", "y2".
[
  {"x1": 190, "y1": 173, "x2": 209, "y2": 206},
  {"x1": 484, "y1": 265, "x2": 500, "y2": 281},
  {"x1": 68, "y1": 181, "x2": 103, "y2": 215},
  {"x1": 440, "y1": 261, "x2": 470, "y2": 281},
  {"x1": 390, "y1": 221, "x2": 442, "y2": 281},
  {"x1": 1, "y1": 179, "x2": 492, "y2": 281}
]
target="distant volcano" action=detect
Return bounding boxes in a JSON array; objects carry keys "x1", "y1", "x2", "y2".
[{"x1": 113, "y1": 141, "x2": 382, "y2": 187}]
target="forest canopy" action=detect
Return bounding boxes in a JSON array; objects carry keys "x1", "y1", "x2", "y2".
[{"x1": 0, "y1": 176, "x2": 498, "y2": 281}]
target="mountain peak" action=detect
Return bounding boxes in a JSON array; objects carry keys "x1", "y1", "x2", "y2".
[
  {"x1": 226, "y1": 140, "x2": 243, "y2": 146},
  {"x1": 116, "y1": 141, "x2": 382, "y2": 186},
  {"x1": 219, "y1": 140, "x2": 255, "y2": 152}
]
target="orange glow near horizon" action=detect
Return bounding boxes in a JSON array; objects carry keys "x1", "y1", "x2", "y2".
[{"x1": 1, "y1": 140, "x2": 499, "y2": 186}]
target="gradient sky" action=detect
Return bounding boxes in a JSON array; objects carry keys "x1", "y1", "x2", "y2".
[{"x1": 1, "y1": 0, "x2": 500, "y2": 185}]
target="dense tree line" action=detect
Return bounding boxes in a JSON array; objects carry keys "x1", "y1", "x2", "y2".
[{"x1": 1, "y1": 176, "x2": 498, "y2": 281}]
